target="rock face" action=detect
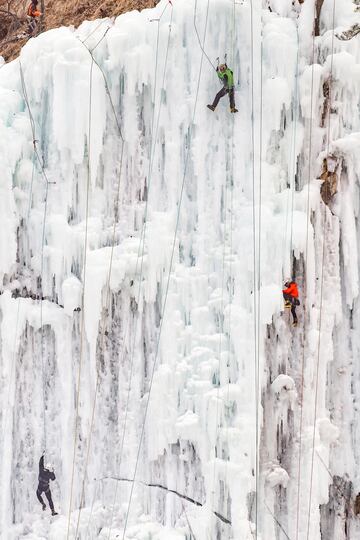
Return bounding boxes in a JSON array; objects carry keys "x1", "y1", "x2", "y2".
[
  {"x1": 0, "y1": 0, "x2": 157, "y2": 61},
  {"x1": 0, "y1": 0, "x2": 360, "y2": 538}
]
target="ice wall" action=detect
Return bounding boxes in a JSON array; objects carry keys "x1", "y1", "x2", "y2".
[{"x1": 0, "y1": 0, "x2": 359, "y2": 538}]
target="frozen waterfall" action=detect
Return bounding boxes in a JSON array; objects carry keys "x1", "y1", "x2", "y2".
[{"x1": 0, "y1": 0, "x2": 360, "y2": 538}]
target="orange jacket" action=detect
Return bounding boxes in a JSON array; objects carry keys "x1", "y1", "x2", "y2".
[
  {"x1": 27, "y1": 4, "x2": 42, "y2": 17},
  {"x1": 283, "y1": 282, "x2": 299, "y2": 298}
]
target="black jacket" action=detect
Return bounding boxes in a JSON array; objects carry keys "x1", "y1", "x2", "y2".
[{"x1": 38, "y1": 455, "x2": 55, "y2": 490}]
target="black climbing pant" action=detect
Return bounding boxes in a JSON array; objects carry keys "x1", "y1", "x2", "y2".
[
  {"x1": 211, "y1": 86, "x2": 235, "y2": 110},
  {"x1": 27, "y1": 17, "x2": 37, "y2": 35},
  {"x1": 283, "y1": 293, "x2": 298, "y2": 323},
  {"x1": 36, "y1": 486, "x2": 54, "y2": 511}
]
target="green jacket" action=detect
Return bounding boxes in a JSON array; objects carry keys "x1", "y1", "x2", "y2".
[{"x1": 217, "y1": 66, "x2": 234, "y2": 89}]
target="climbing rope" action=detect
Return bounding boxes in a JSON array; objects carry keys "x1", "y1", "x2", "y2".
[
  {"x1": 68, "y1": 26, "x2": 127, "y2": 537},
  {"x1": 66, "y1": 56, "x2": 94, "y2": 540},
  {"x1": 306, "y1": 1, "x2": 337, "y2": 537},
  {"x1": 182, "y1": 501, "x2": 198, "y2": 540},
  {"x1": 282, "y1": 23, "x2": 300, "y2": 272},
  {"x1": 19, "y1": 64, "x2": 52, "y2": 186},
  {"x1": 294, "y1": 6, "x2": 317, "y2": 538},
  {"x1": 81, "y1": 19, "x2": 110, "y2": 45},
  {"x1": 289, "y1": 28, "x2": 299, "y2": 261},
  {"x1": 215, "y1": 1, "x2": 237, "y2": 535},
  {"x1": 248, "y1": 0, "x2": 260, "y2": 536},
  {"x1": 106, "y1": 5, "x2": 173, "y2": 539},
  {"x1": 1, "y1": 300, "x2": 21, "y2": 451},
  {"x1": 1, "y1": 72, "x2": 38, "y2": 455},
  {"x1": 19, "y1": 61, "x2": 52, "y2": 452},
  {"x1": 85, "y1": 478, "x2": 101, "y2": 538},
  {"x1": 211, "y1": 115, "x2": 229, "y2": 527},
  {"x1": 1, "y1": 63, "x2": 46, "y2": 479},
  {"x1": 193, "y1": 0, "x2": 216, "y2": 70},
  {"x1": 27, "y1": 152, "x2": 36, "y2": 220},
  {"x1": 120, "y1": 1, "x2": 211, "y2": 538},
  {"x1": 149, "y1": 0, "x2": 171, "y2": 22},
  {"x1": 81, "y1": 30, "x2": 124, "y2": 139},
  {"x1": 39, "y1": 171, "x2": 49, "y2": 451},
  {"x1": 255, "y1": 4, "x2": 264, "y2": 536},
  {"x1": 264, "y1": 501, "x2": 292, "y2": 540},
  {"x1": 315, "y1": 449, "x2": 353, "y2": 512},
  {"x1": 69, "y1": 4, "x2": 173, "y2": 536}
]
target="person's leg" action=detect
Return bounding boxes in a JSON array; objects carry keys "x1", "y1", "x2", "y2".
[
  {"x1": 228, "y1": 88, "x2": 235, "y2": 109},
  {"x1": 28, "y1": 19, "x2": 36, "y2": 35},
  {"x1": 44, "y1": 489, "x2": 54, "y2": 512},
  {"x1": 283, "y1": 293, "x2": 292, "y2": 304},
  {"x1": 291, "y1": 304, "x2": 297, "y2": 324},
  {"x1": 36, "y1": 488, "x2": 46, "y2": 509},
  {"x1": 211, "y1": 87, "x2": 227, "y2": 109}
]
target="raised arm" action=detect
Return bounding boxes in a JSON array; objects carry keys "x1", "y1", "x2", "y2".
[{"x1": 39, "y1": 455, "x2": 45, "y2": 473}]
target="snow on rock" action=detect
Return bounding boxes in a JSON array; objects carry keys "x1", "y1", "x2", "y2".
[
  {"x1": 265, "y1": 462, "x2": 290, "y2": 489},
  {"x1": 62, "y1": 275, "x2": 82, "y2": 315},
  {"x1": 318, "y1": 417, "x2": 340, "y2": 445},
  {"x1": 271, "y1": 374, "x2": 297, "y2": 408}
]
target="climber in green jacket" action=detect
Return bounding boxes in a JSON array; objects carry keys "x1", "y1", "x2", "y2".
[{"x1": 207, "y1": 64, "x2": 238, "y2": 113}]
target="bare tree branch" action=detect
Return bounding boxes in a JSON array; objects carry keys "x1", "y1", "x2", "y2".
[{"x1": 336, "y1": 23, "x2": 360, "y2": 41}]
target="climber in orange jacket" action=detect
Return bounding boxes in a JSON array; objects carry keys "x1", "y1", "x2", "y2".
[
  {"x1": 283, "y1": 279, "x2": 300, "y2": 326},
  {"x1": 27, "y1": 0, "x2": 42, "y2": 35}
]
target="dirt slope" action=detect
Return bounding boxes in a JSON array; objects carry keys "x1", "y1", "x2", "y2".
[{"x1": 0, "y1": 0, "x2": 157, "y2": 62}]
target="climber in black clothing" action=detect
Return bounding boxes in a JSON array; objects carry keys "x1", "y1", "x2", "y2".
[{"x1": 36, "y1": 454, "x2": 58, "y2": 515}]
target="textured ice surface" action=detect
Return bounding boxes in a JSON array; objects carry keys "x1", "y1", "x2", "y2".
[{"x1": 0, "y1": 0, "x2": 359, "y2": 538}]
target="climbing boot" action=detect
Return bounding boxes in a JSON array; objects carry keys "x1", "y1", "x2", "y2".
[
  {"x1": 292, "y1": 320, "x2": 298, "y2": 327},
  {"x1": 284, "y1": 301, "x2": 291, "y2": 309},
  {"x1": 42, "y1": 504, "x2": 46, "y2": 511},
  {"x1": 207, "y1": 104, "x2": 215, "y2": 111},
  {"x1": 230, "y1": 107, "x2": 238, "y2": 113},
  {"x1": 51, "y1": 511, "x2": 58, "y2": 516}
]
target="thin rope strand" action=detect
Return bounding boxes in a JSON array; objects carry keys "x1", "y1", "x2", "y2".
[
  {"x1": 295, "y1": 6, "x2": 317, "y2": 537},
  {"x1": 66, "y1": 56, "x2": 94, "y2": 540},
  {"x1": 73, "y1": 28, "x2": 128, "y2": 535},
  {"x1": 306, "y1": 1, "x2": 336, "y2": 538},
  {"x1": 121, "y1": 1, "x2": 210, "y2": 537},
  {"x1": 249, "y1": 0, "x2": 258, "y2": 536},
  {"x1": 106, "y1": 8, "x2": 173, "y2": 539},
  {"x1": 19, "y1": 62, "x2": 51, "y2": 452}
]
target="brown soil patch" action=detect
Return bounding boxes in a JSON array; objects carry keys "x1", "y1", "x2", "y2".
[{"x1": 0, "y1": 0, "x2": 158, "y2": 62}]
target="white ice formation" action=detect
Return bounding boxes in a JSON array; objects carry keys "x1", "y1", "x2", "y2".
[{"x1": 0, "y1": 0, "x2": 360, "y2": 538}]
